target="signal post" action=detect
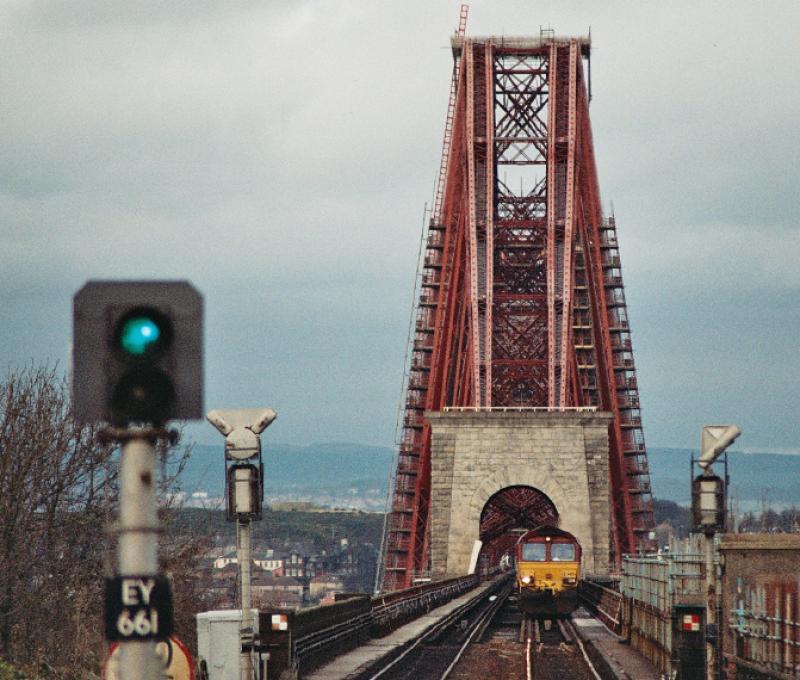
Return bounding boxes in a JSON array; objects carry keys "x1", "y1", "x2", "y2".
[
  {"x1": 207, "y1": 408, "x2": 277, "y2": 680},
  {"x1": 692, "y1": 424, "x2": 741, "y2": 680},
  {"x1": 73, "y1": 281, "x2": 203, "y2": 680}
]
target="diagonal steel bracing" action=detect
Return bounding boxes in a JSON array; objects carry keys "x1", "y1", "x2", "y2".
[{"x1": 382, "y1": 34, "x2": 654, "y2": 591}]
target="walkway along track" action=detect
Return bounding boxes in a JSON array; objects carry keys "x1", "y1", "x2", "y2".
[
  {"x1": 353, "y1": 579, "x2": 514, "y2": 680},
  {"x1": 356, "y1": 584, "x2": 602, "y2": 680}
]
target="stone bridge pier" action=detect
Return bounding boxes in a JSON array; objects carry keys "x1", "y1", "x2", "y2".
[{"x1": 427, "y1": 409, "x2": 612, "y2": 577}]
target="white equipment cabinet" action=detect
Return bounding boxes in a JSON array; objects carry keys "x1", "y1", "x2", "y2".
[{"x1": 196, "y1": 609, "x2": 260, "y2": 680}]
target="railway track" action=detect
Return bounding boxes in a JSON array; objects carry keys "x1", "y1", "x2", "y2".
[
  {"x1": 523, "y1": 617, "x2": 601, "y2": 680},
  {"x1": 355, "y1": 581, "x2": 513, "y2": 680},
  {"x1": 358, "y1": 586, "x2": 602, "y2": 680}
]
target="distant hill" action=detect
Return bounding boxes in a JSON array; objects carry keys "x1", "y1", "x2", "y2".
[
  {"x1": 176, "y1": 441, "x2": 800, "y2": 510},
  {"x1": 648, "y1": 447, "x2": 800, "y2": 509},
  {"x1": 178, "y1": 441, "x2": 395, "y2": 496}
]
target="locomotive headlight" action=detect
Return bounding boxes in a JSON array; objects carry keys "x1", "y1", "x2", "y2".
[
  {"x1": 562, "y1": 576, "x2": 577, "y2": 585},
  {"x1": 521, "y1": 575, "x2": 532, "y2": 585}
]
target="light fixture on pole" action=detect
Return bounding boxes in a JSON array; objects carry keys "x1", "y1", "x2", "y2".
[
  {"x1": 692, "y1": 424, "x2": 740, "y2": 535},
  {"x1": 227, "y1": 464, "x2": 261, "y2": 519},
  {"x1": 692, "y1": 474, "x2": 725, "y2": 534},
  {"x1": 207, "y1": 408, "x2": 276, "y2": 680},
  {"x1": 691, "y1": 423, "x2": 740, "y2": 680}
]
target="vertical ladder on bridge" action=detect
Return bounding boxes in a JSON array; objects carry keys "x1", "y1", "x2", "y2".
[
  {"x1": 432, "y1": 4, "x2": 469, "y2": 226},
  {"x1": 599, "y1": 215, "x2": 654, "y2": 538},
  {"x1": 377, "y1": 4, "x2": 470, "y2": 592}
]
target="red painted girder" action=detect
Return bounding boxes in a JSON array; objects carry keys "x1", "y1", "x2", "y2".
[{"x1": 383, "y1": 34, "x2": 655, "y2": 589}]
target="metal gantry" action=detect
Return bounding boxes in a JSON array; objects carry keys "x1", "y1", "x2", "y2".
[{"x1": 383, "y1": 33, "x2": 654, "y2": 591}]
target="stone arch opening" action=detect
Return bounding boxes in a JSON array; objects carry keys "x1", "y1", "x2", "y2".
[{"x1": 477, "y1": 485, "x2": 559, "y2": 569}]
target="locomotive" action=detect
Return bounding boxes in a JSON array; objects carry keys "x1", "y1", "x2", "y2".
[{"x1": 515, "y1": 525, "x2": 581, "y2": 618}]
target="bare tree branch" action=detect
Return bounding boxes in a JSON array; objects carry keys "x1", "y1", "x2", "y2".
[{"x1": 0, "y1": 365, "x2": 207, "y2": 679}]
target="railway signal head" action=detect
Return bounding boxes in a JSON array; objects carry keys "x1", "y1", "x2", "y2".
[
  {"x1": 692, "y1": 474, "x2": 726, "y2": 534},
  {"x1": 206, "y1": 408, "x2": 277, "y2": 522},
  {"x1": 73, "y1": 281, "x2": 203, "y2": 426}
]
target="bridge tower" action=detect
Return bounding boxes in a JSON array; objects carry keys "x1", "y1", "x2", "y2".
[{"x1": 381, "y1": 31, "x2": 654, "y2": 591}]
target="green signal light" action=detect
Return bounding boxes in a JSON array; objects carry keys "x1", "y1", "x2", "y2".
[
  {"x1": 114, "y1": 306, "x2": 172, "y2": 363},
  {"x1": 119, "y1": 317, "x2": 162, "y2": 356}
]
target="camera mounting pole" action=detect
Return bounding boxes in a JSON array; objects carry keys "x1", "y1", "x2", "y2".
[{"x1": 207, "y1": 408, "x2": 277, "y2": 680}]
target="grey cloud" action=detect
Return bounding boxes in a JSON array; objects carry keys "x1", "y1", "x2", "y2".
[
  {"x1": 11, "y1": 0, "x2": 291, "y2": 29},
  {"x1": 1, "y1": 0, "x2": 798, "y2": 450}
]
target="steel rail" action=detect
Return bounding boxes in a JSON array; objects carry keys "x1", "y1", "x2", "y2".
[
  {"x1": 563, "y1": 620, "x2": 603, "y2": 680},
  {"x1": 362, "y1": 578, "x2": 512, "y2": 680},
  {"x1": 438, "y1": 585, "x2": 510, "y2": 679},
  {"x1": 525, "y1": 618, "x2": 600, "y2": 680},
  {"x1": 525, "y1": 635, "x2": 532, "y2": 680}
]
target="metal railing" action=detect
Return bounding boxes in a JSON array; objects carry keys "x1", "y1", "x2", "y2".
[
  {"x1": 293, "y1": 596, "x2": 373, "y2": 676},
  {"x1": 260, "y1": 574, "x2": 486, "y2": 678},
  {"x1": 578, "y1": 578, "x2": 624, "y2": 633},
  {"x1": 372, "y1": 574, "x2": 479, "y2": 636}
]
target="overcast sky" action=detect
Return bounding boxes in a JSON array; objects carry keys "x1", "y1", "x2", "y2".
[{"x1": 1, "y1": 1, "x2": 798, "y2": 453}]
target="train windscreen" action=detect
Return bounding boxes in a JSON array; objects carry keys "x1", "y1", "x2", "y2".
[
  {"x1": 521, "y1": 543, "x2": 547, "y2": 561},
  {"x1": 551, "y1": 544, "x2": 576, "y2": 561}
]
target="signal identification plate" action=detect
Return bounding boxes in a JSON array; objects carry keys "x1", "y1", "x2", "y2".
[{"x1": 104, "y1": 575, "x2": 174, "y2": 641}]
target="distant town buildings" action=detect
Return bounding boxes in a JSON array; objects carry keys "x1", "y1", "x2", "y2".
[
  {"x1": 212, "y1": 547, "x2": 285, "y2": 572},
  {"x1": 182, "y1": 487, "x2": 387, "y2": 512},
  {"x1": 200, "y1": 534, "x2": 377, "y2": 610},
  {"x1": 309, "y1": 574, "x2": 346, "y2": 600}
]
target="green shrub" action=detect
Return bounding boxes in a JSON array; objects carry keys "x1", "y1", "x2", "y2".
[{"x1": 0, "y1": 660, "x2": 29, "y2": 680}]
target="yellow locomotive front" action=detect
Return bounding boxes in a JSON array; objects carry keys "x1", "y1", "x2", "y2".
[{"x1": 515, "y1": 525, "x2": 581, "y2": 618}]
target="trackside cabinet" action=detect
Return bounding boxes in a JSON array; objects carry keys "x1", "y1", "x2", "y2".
[
  {"x1": 196, "y1": 609, "x2": 260, "y2": 680},
  {"x1": 673, "y1": 604, "x2": 706, "y2": 680}
]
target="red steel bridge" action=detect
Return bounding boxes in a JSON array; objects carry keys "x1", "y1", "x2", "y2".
[{"x1": 381, "y1": 16, "x2": 654, "y2": 591}]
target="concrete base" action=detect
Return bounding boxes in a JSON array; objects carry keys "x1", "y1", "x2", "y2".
[{"x1": 427, "y1": 409, "x2": 612, "y2": 577}]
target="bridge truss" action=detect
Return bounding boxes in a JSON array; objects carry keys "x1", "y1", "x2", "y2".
[{"x1": 382, "y1": 34, "x2": 654, "y2": 591}]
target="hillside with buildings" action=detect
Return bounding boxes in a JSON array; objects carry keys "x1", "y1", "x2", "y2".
[{"x1": 177, "y1": 507, "x2": 384, "y2": 609}]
